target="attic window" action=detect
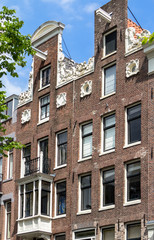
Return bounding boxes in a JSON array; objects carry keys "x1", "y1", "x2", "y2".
[{"x1": 104, "y1": 30, "x2": 117, "y2": 56}]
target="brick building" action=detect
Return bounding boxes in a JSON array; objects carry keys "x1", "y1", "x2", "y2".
[{"x1": 0, "y1": 0, "x2": 154, "y2": 239}]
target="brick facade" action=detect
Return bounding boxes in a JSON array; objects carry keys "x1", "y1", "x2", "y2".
[{"x1": 0, "y1": 0, "x2": 153, "y2": 239}]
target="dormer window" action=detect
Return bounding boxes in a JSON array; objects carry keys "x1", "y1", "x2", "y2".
[
  {"x1": 104, "y1": 30, "x2": 117, "y2": 56},
  {"x1": 40, "y1": 66, "x2": 51, "y2": 89}
]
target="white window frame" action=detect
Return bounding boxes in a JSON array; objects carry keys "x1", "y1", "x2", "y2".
[
  {"x1": 101, "y1": 226, "x2": 115, "y2": 240},
  {"x1": 102, "y1": 62, "x2": 116, "y2": 98},
  {"x1": 100, "y1": 167, "x2": 115, "y2": 211},
  {"x1": 124, "y1": 103, "x2": 141, "y2": 148},
  {"x1": 39, "y1": 65, "x2": 51, "y2": 90},
  {"x1": 39, "y1": 94, "x2": 50, "y2": 124},
  {"x1": 78, "y1": 173, "x2": 92, "y2": 215},
  {"x1": 125, "y1": 222, "x2": 141, "y2": 240},
  {"x1": 55, "y1": 130, "x2": 67, "y2": 169},
  {"x1": 5, "y1": 201, "x2": 11, "y2": 240},
  {"x1": 73, "y1": 228, "x2": 95, "y2": 240},
  {"x1": 101, "y1": 112, "x2": 115, "y2": 155},
  {"x1": 38, "y1": 137, "x2": 49, "y2": 174},
  {"x1": 21, "y1": 144, "x2": 31, "y2": 178},
  {"x1": 7, "y1": 149, "x2": 13, "y2": 179},
  {"x1": 18, "y1": 178, "x2": 52, "y2": 220},
  {"x1": 79, "y1": 121, "x2": 93, "y2": 161},
  {"x1": 103, "y1": 28, "x2": 117, "y2": 57},
  {"x1": 124, "y1": 160, "x2": 141, "y2": 206},
  {"x1": 54, "y1": 180, "x2": 66, "y2": 218}
]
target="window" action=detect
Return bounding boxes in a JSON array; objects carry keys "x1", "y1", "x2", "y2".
[
  {"x1": 103, "y1": 114, "x2": 115, "y2": 152},
  {"x1": 74, "y1": 229, "x2": 95, "y2": 240},
  {"x1": 127, "y1": 104, "x2": 141, "y2": 144},
  {"x1": 40, "y1": 66, "x2": 51, "y2": 88},
  {"x1": 104, "y1": 30, "x2": 117, "y2": 56},
  {"x1": 8, "y1": 149, "x2": 13, "y2": 179},
  {"x1": 55, "y1": 234, "x2": 65, "y2": 240},
  {"x1": 39, "y1": 138, "x2": 49, "y2": 174},
  {"x1": 56, "y1": 181, "x2": 66, "y2": 216},
  {"x1": 5, "y1": 202, "x2": 11, "y2": 239},
  {"x1": 25, "y1": 182, "x2": 33, "y2": 217},
  {"x1": 41, "y1": 181, "x2": 50, "y2": 215},
  {"x1": 126, "y1": 223, "x2": 141, "y2": 240},
  {"x1": 102, "y1": 168, "x2": 115, "y2": 207},
  {"x1": 81, "y1": 122, "x2": 93, "y2": 159},
  {"x1": 80, "y1": 174, "x2": 91, "y2": 211},
  {"x1": 103, "y1": 64, "x2": 116, "y2": 96},
  {"x1": 23, "y1": 145, "x2": 31, "y2": 176},
  {"x1": 19, "y1": 180, "x2": 51, "y2": 219},
  {"x1": 102, "y1": 227, "x2": 115, "y2": 240},
  {"x1": 56, "y1": 131, "x2": 67, "y2": 167},
  {"x1": 126, "y1": 161, "x2": 141, "y2": 202},
  {"x1": 40, "y1": 95, "x2": 50, "y2": 121}
]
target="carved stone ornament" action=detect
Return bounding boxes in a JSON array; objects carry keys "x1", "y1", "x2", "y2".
[
  {"x1": 21, "y1": 109, "x2": 31, "y2": 124},
  {"x1": 126, "y1": 59, "x2": 139, "y2": 78},
  {"x1": 18, "y1": 61, "x2": 33, "y2": 107},
  {"x1": 56, "y1": 92, "x2": 67, "y2": 108},
  {"x1": 57, "y1": 34, "x2": 94, "y2": 86},
  {"x1": 125, "y1": 27, "x2": 150, "y2": 54},
  {"x1": 80, "y1": 80, "x2": 92, "y2": 98}
]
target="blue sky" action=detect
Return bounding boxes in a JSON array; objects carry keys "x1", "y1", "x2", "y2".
[{"x1": 1, "y1": 0, "x2": 154, "y2": 97}]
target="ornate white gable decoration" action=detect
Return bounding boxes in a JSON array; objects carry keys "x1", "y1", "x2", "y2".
[
  {"x1": 80, "y1": 80, "x2": 92, "y2": 98},
  {"x1": 56, "y1": 92, "x2": 67, "y2": 108},
  {"x1": 125, "y1": 27, "x2": 150, "y2": 54},
  {"x1": 21, "y1": 109, "x2": 31, "y2": 124},
  {"x1": 126, "y1": 59, "x2": 139, "y2": 78},
  {"x1": 57, "y1": 34, "x2": 94, "y2": 86},
  {"x1": 18, "y1": 62, "x2": 33, "y2": 107}
]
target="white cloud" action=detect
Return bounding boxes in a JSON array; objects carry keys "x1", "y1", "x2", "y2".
[
  {"x1": 84, "y1": 3, "x2": 99, "y2": 13},
  {"x1": 2, "y1": 76, "x2": 22, "y2": 97}
]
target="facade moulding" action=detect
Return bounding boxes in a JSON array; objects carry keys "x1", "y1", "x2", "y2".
[
  {"x1": 57, "y1": 33, "x2": 94, "y2": 87},
  {"x1": 125, "y1": 27, "x2": 150, "y2": 55}
]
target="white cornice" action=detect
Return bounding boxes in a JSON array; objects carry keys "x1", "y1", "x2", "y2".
[{"x1": 96, "y1": 8, "x2": 112, "y2": 23}]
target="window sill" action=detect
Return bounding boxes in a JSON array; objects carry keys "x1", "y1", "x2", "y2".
[
  {"x1": 123, "y1": 141, "x2": 141, "y2": 149},
  {"x1": 38, "y1": 84, "x2": 50, "y2": 92},
  {"x1": 78, "y1": 156, "x2": 92, "y2": 162},
  {"x1": 99, "y1": 149, "x2": 115, "y2": 156},
  {"x1": 17, "y1": 214, "x2": 52, "y2": 221},
  {"x1": 101, "y1": 51, "x2": 117, "y2": 60},
  {"x1": 77, "y1": 210, "x2": 91, "y2": 215},
  {"x1": 3, "y1": 178, "x2": 13, "y2": 183},
  {"x1": 100, "y1": 92, "x2": 116, "y2": 100},
  {"x1": 99, "y1": 205, "x2": 115, "y2": 211},
  {"x1": 53, "y1": 214, "x2": 66, "y2": 219},
  {"x1": 37, "y1": 118, "x2": 49, "y2": 126},
  {"x1": 123, "y1": 200, "x2": 141, "y2": 207},
  {"x1": 54, "y1": 164, "x2": 67, "y2": 170}
]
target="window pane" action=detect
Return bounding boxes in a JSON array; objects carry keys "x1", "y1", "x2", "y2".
[
  {"x1": 83, "y1": 135, "x2": 92, "y2": 157},
  {"x1": 105, "y1": 31, "x2": 117, "y2": 55},
  {"x1": 57, "y1": 131, "x2": 67, "y2": 166},
  {"x1": 102, "y1": 228, "x2": 115, "y2": 240},
  {"x1": 104, "y1": 127, "x2": 115, "y2": 150},
  {"x1": 81, "y1": 175, "x2": 91, "y2": 210},
  {"x1": 75, "y1": 229, "x2": 95, "y2": 238},
  {"x1": 41, "y1": 190, "x2": 50, "y2": 215},
  {"x1": 9, "y1": 151, "x2": 13, "y2": 179},
  {"x1": 82, "y1": 123, "x2": 92, "y2": 136},
  {"x1": 127, "y1": 224, "x2": 141, "y2": 240},
  {"x1": 128, "y1": 104, "x2": 141, "y2": 144},
  {"x1": 127, "y1": 162, "x2": 140, "y2": 201},
  {"x1": 25, "y1": 183, "x2": 33, "y2": 217},
  {"x1": 104, "y1": 65, "x2": 116, "y2": 95},
  {"x1": 103, "y1": 169, "x2": 115, "y2": 206},
  {"x1": 104, "y1": 114, "x2": 115, "y2": 128},
  {"x1": 55, "y1": 235, "x2": 65, "y2": 240},
  {"x1": 42, "y1": 67, "x2": 50, "y2": 87},
  {"x1": 23, "y1": 145, "x2": 31, "y2": 161},
  {"x1": 7, "y1": 100, "x2": 13, "y2": 118},
  {"x1": 57, "y1": 182, "x2": 66, "y2": 215}
]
